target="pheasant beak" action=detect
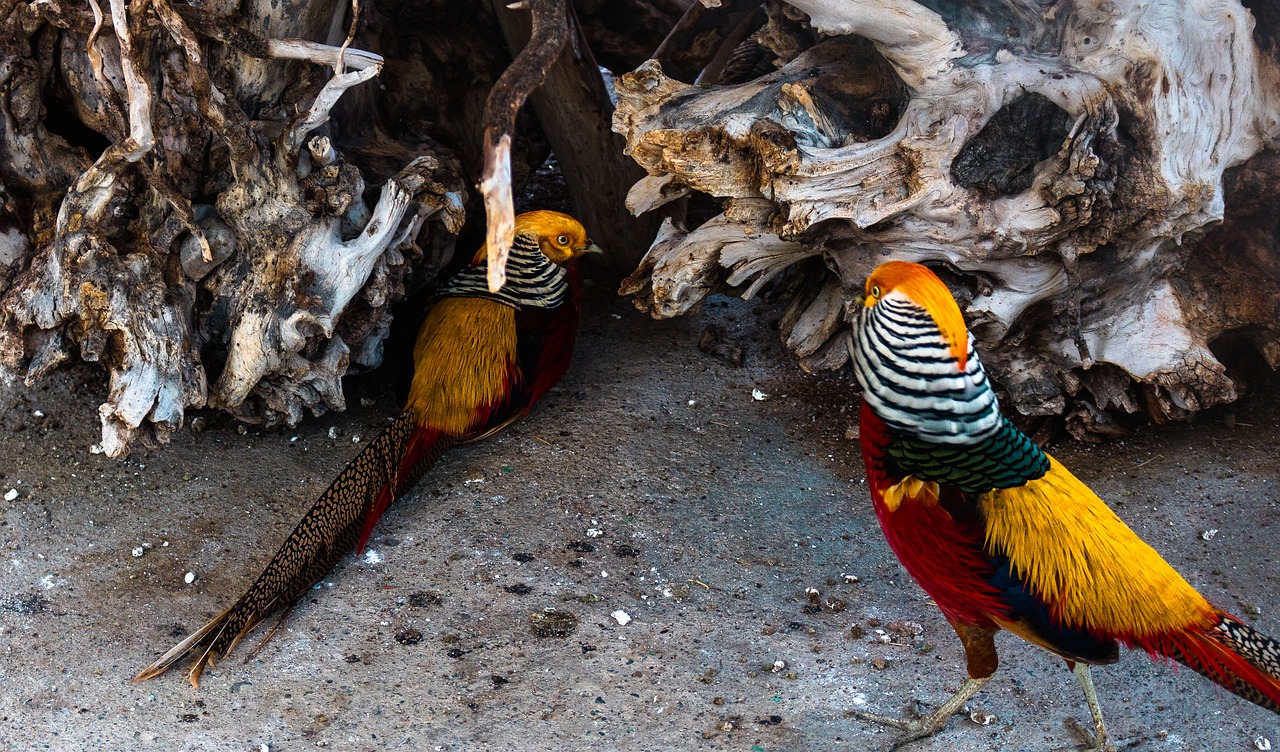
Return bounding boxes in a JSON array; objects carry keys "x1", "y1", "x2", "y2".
[{"x1": 580, "y1": 241, "x2": 604, "y2": 256}]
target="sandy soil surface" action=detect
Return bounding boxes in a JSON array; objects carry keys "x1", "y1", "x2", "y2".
[{"x1": 0, "y1": 283, "x2": 1278, "y2": 752}]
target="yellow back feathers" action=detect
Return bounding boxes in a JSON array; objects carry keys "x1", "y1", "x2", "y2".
[
  {"x1": 407, "y1": 297, "x2": 517, "y2": 434},
  {"x1": 983, "y1": 456, "x2": 1215, "y2": 638}
]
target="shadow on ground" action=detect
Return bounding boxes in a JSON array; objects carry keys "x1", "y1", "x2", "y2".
[{"x1": 0, "y1": 282, "x2": 1277, "y2": 751}]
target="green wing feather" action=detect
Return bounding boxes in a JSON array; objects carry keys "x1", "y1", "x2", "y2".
[{"x1": 887, "y1": 417, "x2": 1048, "y2": 493}]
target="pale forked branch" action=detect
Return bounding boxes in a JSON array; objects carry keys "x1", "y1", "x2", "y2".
[{"x1": 480, "y1": 0, "x2": 570, "y2": 292}]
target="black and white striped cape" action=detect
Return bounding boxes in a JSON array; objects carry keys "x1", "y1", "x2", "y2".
[
  {"x1": 850, "y1": 293, "x2": 1002, "y2": 446},
  {"x1": 438, "y1": 233, "x2": 569, "y2": 310}
]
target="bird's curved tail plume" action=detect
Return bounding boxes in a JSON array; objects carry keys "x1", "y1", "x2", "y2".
[
  {"x1": 1143, "y1": 611, "x2": 1280, "y2": 713},
  {"x1": 133, "y1": 409, "x2": 452, "y2": 687}
]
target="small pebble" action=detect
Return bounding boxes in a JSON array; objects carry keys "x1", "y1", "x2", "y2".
[
  {"x1": 190, "y1": 416, "x2": 207, "y2": 432},
  {"x1": 529, "y1": 609, "x2": 578, "y2": 638},
  {"x1": 1257, "y1": 737, "x2": 1272, "y2": 751},
  {"x1": 352, "y1": 434, "x2": 362, "y2": 443},
  {"x1": 1201, "y1": 529, "x2": 1219, "y2": 541},
  {"x1": 184, "y1": 571, "x2": 197, "y2": 584},
  {"x1": 328, "y1": 426, "x2": 339, "y2": 439},
  {"x1": 586, "y1": 528, "x2": 603, "y2": 538},
  {"x1": 394, "y1": 628, "x2": 423, "y2": 645},
  {"x1": 842, "y1": 574, "x2": 860, "y2": 584},
  {"x1": 770, "y1": 660, "x2": 785, "y2": 673},
  {"x1": 131, "y1": 546, "x2": 145, "y2": 558},
  {"x1": 89, "y1": 444, "x2": 104, "y2": 455},
  {"x1": 32, "y1": 410, "x2": 44, "y2": 418},
  {"x1": 360, "y1": 397, "x2": 376, "y2": 407},
  {"x1": 969, "y1": 708, "x2": 995, "y2": 726},
  {"x1": 751, "y1": 388, "x2": 768, "y2": 401},
  {"x1": 870, "y1": 657, "x2": 889, "y2": 670},
  {"x1": 886, "y1": 620, "x2": 925, "y2": 640},
  {"x1": 3, "y1": 488, "x2": 17, "y2": 502},
  {"x1": 611, "y1": 610, "x2": 632, "y2": 626},
  {"x1": 844, "y1": 425, "x2": 859, "y2": 440},
  {"x1": 290, "y1": 436, "x2": 298, "y2": 443},
  {"x1": 687, "y1": 399, "x2": 697, "y2": 406}
]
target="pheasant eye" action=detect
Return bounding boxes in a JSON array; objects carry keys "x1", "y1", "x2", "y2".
[
  {"x1": 556, "y1": 235, "x2": 570, "y2": 246},
  {"x1": 871, "y1": 284, "x2": 881, "y2": 298}
]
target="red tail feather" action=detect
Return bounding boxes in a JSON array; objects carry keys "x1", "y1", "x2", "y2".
[
  {"x1": 1136, "y1": 612, "x2": 1280, "y2": 713},
  {"x1": 357, "y1": 426, "x2": 445, "y2": 553}
]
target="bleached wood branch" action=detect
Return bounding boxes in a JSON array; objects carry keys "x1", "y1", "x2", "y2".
[
  {"x1": 481, "y1": 0, "x2": 570, "y2": 292},
  {"x1": 266, "y1": 39, "x2": 384, "y2": 71},
  {"x1": 781, "y1": 0, "x2": 963, "y2": 89}
]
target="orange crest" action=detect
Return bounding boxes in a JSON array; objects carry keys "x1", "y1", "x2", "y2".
[{"x1": 864, "y1": 261, "x2": 969, "y2": 370}]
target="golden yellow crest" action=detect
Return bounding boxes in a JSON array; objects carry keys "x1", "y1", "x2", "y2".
[{"x1": 470, "y1": 210, "x2": 596, "y2": 267}]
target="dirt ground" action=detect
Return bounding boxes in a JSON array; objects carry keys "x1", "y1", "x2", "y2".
[{"x1": 0, "y1": 283, "x2": 1278, "y2": 752}]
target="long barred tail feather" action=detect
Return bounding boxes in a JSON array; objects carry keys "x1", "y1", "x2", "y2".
[
  {"x1": 133, "y1": 410, "x2": 452, "y2": 687},
  {"x1": 1140, "y1": 611, "x2": 1280, "y2": 714}
]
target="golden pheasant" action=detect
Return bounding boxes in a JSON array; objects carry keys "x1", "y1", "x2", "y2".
[
  {"x1": 134, "y1": 210, "x2": 600, "y2": 686},
  {"x1": 847, "y1": 261, "x2": 1280, "y2": 750}
]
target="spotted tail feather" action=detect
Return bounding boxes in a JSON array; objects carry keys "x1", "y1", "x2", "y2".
[
  {"x1": 1145, "y1": 612, "x2": 1280, "y2": 713},
  {"x1": 133, "y1": 410, "x2": 452, "y2": 687}
]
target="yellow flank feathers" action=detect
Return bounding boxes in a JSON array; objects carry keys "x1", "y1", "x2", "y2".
[
  {"x1": 981, "y1": 455, "x2": 1214, "y2": 638},
  {"x1": 407, "y1": 297, "x2": 517, "y2": 435},
  {"x1": 881, "y1": 476, "x2": 940, "y2": 513}
]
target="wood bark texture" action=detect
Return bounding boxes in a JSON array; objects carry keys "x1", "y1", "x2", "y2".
[
  {"x1": 0, "y1": 1, "x2": 673, "y2": 456},
  {"x1": 615, "y1": 0, "x2": 1280, "y2": 435}
]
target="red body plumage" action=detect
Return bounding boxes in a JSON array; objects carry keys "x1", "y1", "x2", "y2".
[{"x1": 860, "y1": 404, "x2": 1009, "y2": 628}]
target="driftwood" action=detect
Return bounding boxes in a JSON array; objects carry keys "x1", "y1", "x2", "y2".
[
  {"x1": 615, "y1": 0, "x2": 1280, "y2": 434},
  {"x1": 491, "y1": 1, "x2": 662, "y2": 272},
  {"x1": 0, "y1": 1, "x2": 673, "y2": 456},
  {"x1": 478, "y1": 0, "x2": 570, "y2": 293}
]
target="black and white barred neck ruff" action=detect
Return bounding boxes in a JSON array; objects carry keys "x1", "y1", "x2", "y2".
[
  {"x1": 850, "y1": 293, "x2": 1001, "y2": 445},
  {"x1": 438, "y1": 233, "x2": 568, "y2": 310}
]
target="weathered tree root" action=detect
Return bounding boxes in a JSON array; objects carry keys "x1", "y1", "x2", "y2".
[
  {"x1": 0, "y1": 0, "x2": 466, "y2": 456},
  {"x1": 615, "y1": 0, "x2": 1280, "y2": 432}
]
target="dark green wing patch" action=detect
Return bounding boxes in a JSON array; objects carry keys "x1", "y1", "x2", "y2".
[{"x1": 886, "y1": 417, "x2": 1048, "y2": 493}]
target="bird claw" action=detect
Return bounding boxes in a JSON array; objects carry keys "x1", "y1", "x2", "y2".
[
  {"x1": 846, "y1": 707, "x2": 951, "y2": 750},
  {"x1": 1054, "y1": 717, "x2": 1146, "y2": 752}
]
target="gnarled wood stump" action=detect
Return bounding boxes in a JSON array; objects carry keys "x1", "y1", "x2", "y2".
[
  {"x1": 617, "y1": 0, "x2": 1280, "y2": 436},
  {"x1": 0, "y1": 0, "x2": 672, "y2": 456}
]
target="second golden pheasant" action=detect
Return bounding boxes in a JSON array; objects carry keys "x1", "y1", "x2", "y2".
[{"x1": 135, "y1": 210, "x2": 600, "y2": 686}]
